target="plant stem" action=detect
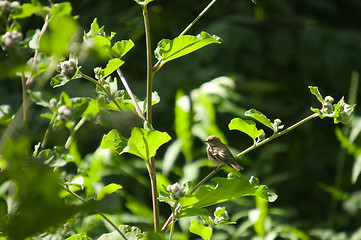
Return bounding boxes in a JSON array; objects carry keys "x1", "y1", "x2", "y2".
[
  {"x1": 142, "y1": 4, "x2": 160, "y2": 233},
  {"x1": 153, "y1": 0, "x2": 217, "y2": 73},
  {"x1": 41, "y1": 113, "x2": 57, "y2": 149},
  {"x1": 79, "y1": 71, "x2": 124, "y2": 113},
  {"x1": 161, "y1": 166, "x2": 223, "y2": 232},
  {"x1": 116, "y1": 69, "x2": 147, "y2": 122},
  {"x1": 26, "y1": 15, "x2": 49, "y2": 85},
  {"x1": 65, "y1": 117, "x2": 87, "y2": 149},
  {"x1": 20, "y1": 74, "x2": 28, "y2": 134},
  {"x1": 236, "y1": 113, "x2": 319, "y2": 158},
  {"x1": 62, "y1": 184, "x2": 128, "y2": 240}
]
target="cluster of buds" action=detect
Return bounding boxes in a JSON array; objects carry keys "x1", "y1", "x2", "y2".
[
  {"x1": 213, "y1": 207, "x2": 229, "y2": 225},
  {"x1": 57, "y1": 59, "x2": 77, "y2": 79},
  {"x1": 0, "y1": 0, "x2": 20, "y2": 11},
  {"x1": 56, "y1": 105, "x2": 73, "y2": 122},
  {"x1": 321, "y1": 96, "x2": 334, "y2": 115},
  {"x1": 1, "y1": 30, "x2": 22, "y2": 50},
  {"x1": 336, "y1": 101, "x2": 354, "y2": 124},
  {"x1": 166, "y1": 182, "x2": 185, "y2": 200}
]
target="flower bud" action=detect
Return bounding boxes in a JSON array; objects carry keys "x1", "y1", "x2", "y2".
[
  {"x1": 49, "y1": 98, "x2": 58, "y2": 109},
  {"x1": 1, "y1": 31, "x2": 22, "y2": 50},
  {"x1": 57, "y1": 105, "x2": 73, "y2": 122},
  {"x1": 57, "y1": 59, "x2": 77, "y2": 79},
  {"x1": 166, "y1": 182, "x2": 185, "y2": 200},
  {"x1": 214, "y1": 207, "x2": 229, "y2": 224},
  {"x1": 10, "y1": 1, "x2": 20, "y2": 9}
]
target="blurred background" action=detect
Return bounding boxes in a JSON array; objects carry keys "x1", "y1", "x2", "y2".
[{"x1": 1, "y1": 0, "x2": 361, "y2": 239}]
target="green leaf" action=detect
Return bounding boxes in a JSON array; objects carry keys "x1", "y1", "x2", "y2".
[
  {"x1": 103, "y1": 59, "x2": 124, "y2": 78},
  {"x1": 28, "y1": 91, "x2": 54, "y2": 108},
  {"x1": 154, "y1": 31, "x2": 222, "y2": 65},
  {"x1": 100, "y1": 129, "x2": 128, "y2": 154},
  {"x1": 133, "y1": 0, "x2": 155, "y2": 6},
  {"x1": 12, "y1": 3, "x2": 44, "y2": 19},
  {"x1": 40, "y1": 15, "x2": 77, "y2": 56},
  {"x1": 98, "y1": 225, "x2": 143, "y2": 240},
  {"x1": 229, "y1": 118, "x2": 264, "y2": 141},
  {"x1": 0, "y1": 105, "x2": 14, "y2": 126},
  {"x1": 309, "y1": 86, "x2": 324, "y2": 104},
  {"x1": 112, "y1": 40, "x2": 135, "y2": 58},
  {"x1": 189, "y1": 220, "x2": 212, "y2": 240},
  {"x1": 65, "y1": 233, "x2": 90, "y2": 240},
  {"x1": 127, "y1": 127, "x2": 171, "y2": 161},
  {"x1": 49, "y1": 2, "x2": 72, "y2": 16},
  {"x1": 245, "y1": 109, "x2": 274, "y2": 131},
  {"x1": 97, "y1": 183, "x2": 122, "y2": 201},
  {"x1": 180, "y1": 176, "x2": 277, "y2": 211}
]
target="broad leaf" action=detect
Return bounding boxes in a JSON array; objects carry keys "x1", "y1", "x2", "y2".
[
  {"x1": 100, "y1": 129, "x2": 128, "y2": 154},
  {"x1": 245, "y1": 109, "x2": 274, "y2": 131},
  {"x1": 98, "y1": 225, "x2": 143, "y2": 240},
  {"x1": 112, "y1": 40, "x2": 135, "y2": 58},
  {"x1": 12, "y1": 3, "x2": 43, "y2": 19},
  {"x1": 229, "y1": 118, "x2": 264, "y2": 140},
  {"x1": 0, "y1": 105, "x2": 14, "y2": 126},
  {"x1": 189, "y1": 220, "x2": 212, "y2": 240},
  {"x1": 127, "y1": 127, "x2": 171, "y2": 161},
  {"x1": 103, "y1": 59, "x2": 124, "y2": 78},
  {"x1": 97, "y1": 183, "x2": 122, "y2": 201},
  {"x1": 28, "y1": 91, "x2": 54, "y2": 108},
  {"x1": 154, "y1": 31, "x2": 222, "y2": 65},
  {"x1": 180, "y1": 176, "x2": 277, "y2": 212}
]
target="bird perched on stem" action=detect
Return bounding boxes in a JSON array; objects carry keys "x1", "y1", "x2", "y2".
[{"x1": 204, "y1": 135, "x2": 244, "y2": 171}]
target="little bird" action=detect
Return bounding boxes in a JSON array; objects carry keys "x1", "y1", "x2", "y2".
[{"x1": 204, "y1": 135, "x2": 244, "y2": 171}]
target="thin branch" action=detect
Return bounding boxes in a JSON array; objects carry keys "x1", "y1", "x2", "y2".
[
  {"x1": 161, "y1": 166, "x2": 223, "y2": 232},
  {"x1": 236, "y1": 113, "x2": 319, "y2": 158},
  {"x1": 62, "y1": 184, "x2": 128, "y2": 240},
  {"x1": 26, "y1": 15, "x2": 49, "y2": 85},
  {"x1": 116, "y1": 69, "x2": 147, "y2": 122}
]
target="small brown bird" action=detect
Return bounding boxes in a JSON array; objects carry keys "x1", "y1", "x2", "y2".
[{"x1": 204, "y1": 135, "x2": 244, "y2": 171}]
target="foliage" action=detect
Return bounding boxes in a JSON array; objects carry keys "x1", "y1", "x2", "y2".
[{"x1": 0, "y1": 0, "x2": 360, "y2": 239}]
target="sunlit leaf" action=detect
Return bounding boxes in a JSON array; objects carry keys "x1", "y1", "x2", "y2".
[
  {"x1": 245, "y1": 109, "x2": 274, "y2": 131},
  {"x1": 112, "y1": 40, "x2": 135, "y2": 58},
  {"x1": 127, "y1": 127, "x2": 171, "y2": 161},
  {"x1": 309, "y1": 86, "x2": 324, "y2": 104},
  {"x1": 229, "y1": 118, "x2": 264, "y2": 140},
  {"x1": 50, "y1": 2, "x2": 72, "y2": 16},
  {"x1": 97, "y1": 183, "x2": 123, "y2": 201},
  {"x1": 100, "y1": 129, "x2": 128, "y2": 154},
  {"x1": 180, "y1": 176, "x2": 277, "y2": 211},
  {"x1": 189, "y1": 220, "x2": 212, "y2": 240},
  {"x1": 12, "y1": 3, "x2": 43, "y2": 19},
  {"x1": 154, "y1": 31, "x2": 222, "y2": 65},
  {"x1": 103, "y1": 59, "x2": 124, "y2": 78}
]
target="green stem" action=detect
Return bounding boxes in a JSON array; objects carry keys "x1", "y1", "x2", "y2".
[
  {"x1": 168, "y1": 205, "x2": 176, "y2": 240},
  {"x1": 41, "y1": 113, "x2": 57, "y2": 149},
  {"x1": 79, "y1": 71, "x2": 124, "y2": 112},
  {"x1": 236, "y1": 113, "x2": 319, "y2": 158},
  {"x1": 161, "y1": 166, "x2": 223, "y2": 232},
  {"x1": 153, "y1": 0, "x2": 217, "y2": 73},
  {"x1": 142, "y1": 4, "x2": 160, "y2": 233},
  {"x1": 62, "y1": 184, "x2": 128, "y2": 240},
  {"x1": 26, "y1": 15, "x2": 49, "y2": 85},
  {"x1": 116, "y1": 69, "x2": 147, "y2": 122},
  {"x1": 21, "y1": 74, "x2": 28, "y2": 134},
  {"x1": 65, "y1": 117, "x2": 87, "y2": 149}
]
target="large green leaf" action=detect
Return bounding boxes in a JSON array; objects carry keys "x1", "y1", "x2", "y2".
[
  {"x1": 229, "y1": 118, "x2": 264, "y2": 141},
  {"x1": 97, "y1": 183, "x2": 123, "y2": 201},
  {"x1": 180, "y1": 176, "x2": 277, "y2": 211},
  {"x1": 12, "y1": 3, "x2": 44, "y2": 19},
  {"x1": 154, "y1": 31, "x2": 222, "y2": 65},
  {"x1": 100, "y1": 129, "x2": 128, "y2": 154},
  {"x1": 112, "y1": 40, "x2": 135, "y2": 58},
  {"x1": 245, "y1": 109, "x2": 274, "y2": 131},
  {"x1": 189, "y1": 220, "x2": 212, "y2": 240},
  {"x1": 103, "y1": 59, "x2": 124, "y2": 78},
  {"x1": 127, "y1": 127, "x2": 171, "y2": 161}
]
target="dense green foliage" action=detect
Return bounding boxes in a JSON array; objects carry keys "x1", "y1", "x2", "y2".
[{"x1": 0, "y1": 0, "x2": 361, "y2": 239}]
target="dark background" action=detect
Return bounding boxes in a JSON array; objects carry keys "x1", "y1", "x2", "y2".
[{"x1": 2, "y1": 0, "x2": 361, "y2": 238}]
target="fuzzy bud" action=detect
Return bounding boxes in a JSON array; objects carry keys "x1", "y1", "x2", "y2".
[
  {"x1": 57, "y1": 59, "x2": 77, "y2": 79},
  {"x1": 166, "y1": 182, "x2": 185, "y2": 200},
  {"x1": 57, "y1": 105, "x2": 73, "y2": 122},
  {"x1": 214, "y1": 207, "x2": 229, "y2": 224},
  {"x1": 1, "y1": 31, "x2": 22, "y2": 50}
]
